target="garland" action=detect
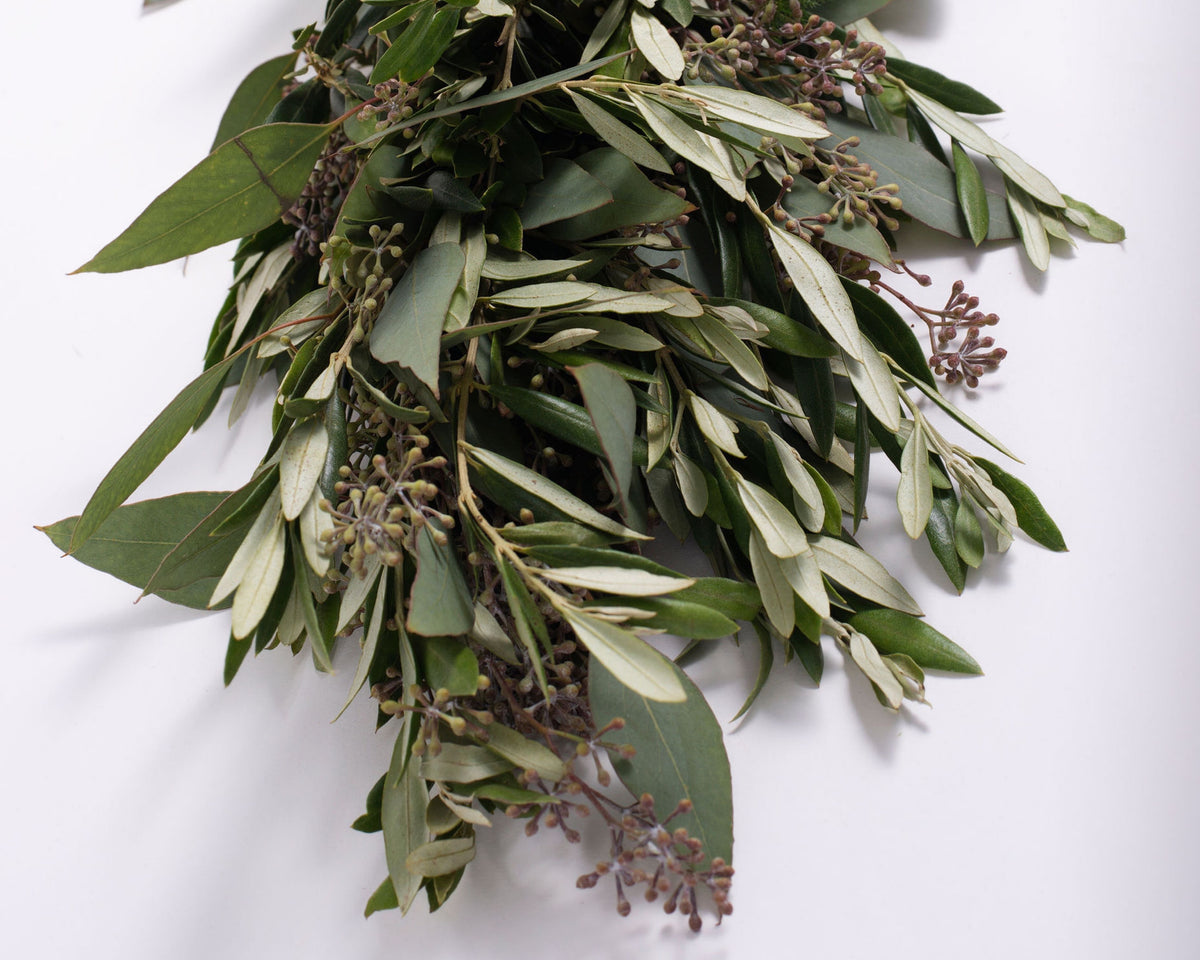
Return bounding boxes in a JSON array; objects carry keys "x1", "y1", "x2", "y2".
[{"x1": 41, "y1": 0, "x2": 1122, "y2": 931}]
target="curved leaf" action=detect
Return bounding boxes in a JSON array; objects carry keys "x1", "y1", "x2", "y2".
[{"x1": 848, "y1": 608, "x2": 982, "y2": 674}]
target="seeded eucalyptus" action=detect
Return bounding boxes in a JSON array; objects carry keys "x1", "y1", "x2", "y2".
[{"x1": 41, "y1": 0, "x2": 1121, "y2": 931}]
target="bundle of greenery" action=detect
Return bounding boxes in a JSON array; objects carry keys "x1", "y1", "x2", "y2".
[{"x1": 42, "y1": 0, "x2": 1122, "y2": 930}]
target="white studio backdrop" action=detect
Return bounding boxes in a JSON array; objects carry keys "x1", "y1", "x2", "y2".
[{"x1": 2, "y1": 1, "x2": 1197, "y2": 958}]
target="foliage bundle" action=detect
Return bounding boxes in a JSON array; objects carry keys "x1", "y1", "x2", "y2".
[{"x1": 42, "y1": 0, "x2": 1122, "y2": 931}]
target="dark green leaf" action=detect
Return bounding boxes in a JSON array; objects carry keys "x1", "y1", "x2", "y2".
[
  {"x1": 427, "y1": 170, "x2": 485, "y2": 213},
  {"x1": 789, "y1": 631, "x2": 824, "y2": 685},
  {"x1": 77, "y1": 123, "x2": 333, "y2": 273},
  {"x1": 888, "y1": 58, "x2": 1001, "y2": 115},
  {"x1": 417, "y1": 636, "x2": 480, "y2": 697},
  {"x1": 660, "y1": 0, "x2": 694, "y2": 26},
  {"x1": 952, "y1": 141, "x2": 990, "y2": 246},
  {"x1": 570, "y1": 362, "x2": 637, "y2": 507},
  {"x1": 925, "y1": 487, "x2": 967, "y2": 593},
  {"x1": 818, "y1": 0, "x2": 893, "y2": 23},
  {"x1": 352, "y1": 775, "x2": 386, "y2": 834},
  {"x1": 843, "y1": 279, "x2": 937, "y2": 387},
  {"x1": 521, "y1": 158, "x2": 613, "y2": 229},
  {"x1": 211, "y1": 52, "x2": 299, "y2": 149},
  {"x1": 66, "y1": 354, "x2": 238, "y2": 552},
  {"x1": 848, "y1": 608, "x2": 982, "y2": 674},
  {"x1": 223, "y1": 631, "x2": 252, "y2": 685},
  {"x1": 853, "y1": 400, "x2": 870, "y2": 532},
  {"x1": 370, "y1": 5, "x2": 459, "y2": 83},
  {"x1": 974, "y1": 458, "x2": 1068, "y2": 551},
  {"x1": 955, "y1": 494, "x2": 985, "y2": 568},
  {"x1": 790, "y1": 354, "x2": 836, "y2": 458},
  {"x1": 490, "y1": 384, "x2": 649, "y2": 467},
  {"x1": 546, "y1": 149, "x2": 691, "y2": 241},
  {"x1": 708, "y1": 297, "x2": 837, "y2": 358},
  {"x1": 364, "y1": 877, "x2": 400, "y2": 917},
  {"x1": 407, "y1": 519, "x2": 475, "y2": 636},
  {"x1": 371, "y1": 242, "x2": 466, "y2": 395},
  {"x1": 732, "y1": 624, "x2": 774, "y2": 720},
  {"x1": 667, "y1": 576, "x2": 762, "y2": 621},
  {"x1": 590, "y1": 655, "x2": 734, "y2": 865},
  {"x1": 583, "y1": 595, "x2": 738, "y2": 640},
  {"x1": 905, "y1": 100, "x2": 948, "y2": 164}
]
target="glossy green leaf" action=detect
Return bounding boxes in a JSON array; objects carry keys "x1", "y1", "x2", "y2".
[
  {"x1": 887, "y1": 58, "x2": 1001, "y2": 115},
  {"x1": 974, "y1": 458, "x2": 1067, "y2": 552},
  {"x1": 371, "y1": 242, "x2": 465, "y2": 395},
  {"x1": 407, "y1": 519, "x2": 475, "y2": 636},
  {"x1": 67, "y1": 353, "x2": 238, "y2": 553},
  {"x1": 370, "y1": 4, "x2": 460, "y2": 83},
  {"x1": 590, "y1": 653, "x2": 733, "y2": 865},
  {"x1": 951, "y1": 141, "x2": 990, "y2": 246},
  {"x1": 39, "y1": 492, "x2": 231, "y2": 609},
  {"x1": 212, "y1": 52, "x2": 299, "y2": 149},
  {"x1": 77, "y1": 123, "x2": 333, "y2": 273},
  {"x1": 926, "y1": 487, "x2": 967, "y2": 593},
  {"x1": 848, "y1": 608, "x2": 982, "y2": 674}
]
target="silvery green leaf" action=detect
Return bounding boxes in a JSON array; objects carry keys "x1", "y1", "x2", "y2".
[
  {"x1": 672, "y1": 448, "x2": 709, "y2": 516},
  {"x1": 748, "y1": 531, "x2": 794, "y2": 637},
  {"x1": 445, "y1": 224, "x2": 486, "y2": 331},
  {"x1": 1039, "y1": 211, "x2": 1074, "y2": 245},
  {"x1": 337, "y1": 555, "x2": 382, "y2": 634},
  {"x1": 586, "y1": 317, "x2": 664, "y2": 351},
  {"x1": 279, "y1": 417, "x2": 330, "y2": 521},
  {"x1": 692, "y1": 311, "x2": 769, "y2": 390},
  {"x1": 897, "y1": 420, "x2": 933, "y2": 538},
  {"x1": 566, "y1": 90, "x2": 672, "y2": 174},
  {"x1": 897, "y1": 368, "x2": 1021, "y2": 463},
  {"x1": 529, "y1": 328, "x2": 600, "y2": 352},
  {"x1": 778, "y1": 548, "x2": 830, "y2": 619},
  {"x1": 680, "y1": 84, "x2": 830, "y2": 142},
  {"x1": 630, "y1": 7, "x2": 685, "y2": 80},
  {"x1": 695, "y1": 130, "x2": 748, "y2": 201},
  {"x1": 843, "y1": 342, "x2": 902, "y2": 432},
  {"x1": 688, "y1": 393, "x2": 742, "y2": 457},
  {"x1": 769, "y1": 224, "x2": 865, "y2": 361},
  {"x1": 811, "y1": 536, "x2": 923, "y2": 615},
  {"x1": 646, "y1": 376, "x2": 671, "y2": 470},
  {"x1": 561, "y1": 607, "x2": 685, "y2": 702},
  {"x1": 303, "y1": 361, "x2": 337, "y2": 402},
  {"x1": 643, "y1": 277, "x2": 704, "y2": 317},
  {"x1": 464, "y1": 444, "x2": 649, "y2": 540},
  {"x1": 231, "y1": 514, "x2": 286, "y2": 640},
  {"x1": 229, "y1": 243, "x2": 292, "y2": 352},
  {"x1": 480, "y1": 723, "x2": 567, "y2": 782},
  {"x1": 210, "y1": 487, "x2": 282, "y2": 606},
  {"x1": 765, "y1": 430, "x2": 824, "y2": 531},
  {"x1": 469, "y1": 602, "x2": 519, "y2": 664},
  {"x1": 848, "y1": 629, "x2": 904, "y2": 709},
  {"x1": 406, "y1": 837, "x2": 476, "y2": 878},
  {"x1": 572, "y1": 288, "x2": 674, "y2": 314},
  {"x1": 706, "y1": 303, "x2": 768, "y2": 339},
  {"x1": 257, "y1": 288, "x2": 334, "y2": 358},
  {"x1": 905, "y1": 90, "x2": 1065, "y2": 208},
  {"x1": 382, "y1": 717, "x2": 428, "y2": 915},
  {"x1": 1061, "y1": 195, "x2": 1125, "y2": 243},
  {"x1": 631, "y1": 93, "x2": 739, "y2": 197},
  {"x1": 336, "y1": 575, "x2": 386, "y2": 719},
  {"x1": 480, "y1": 255, "x2": 588, "y2": 281},
  {"x1": 538, "y1": 566, "x2": 694, "y2": 596},
  {"x1": 1005, "y1": 179, "x2": 1050, "y2": 271},
  {"x1": 438, "y1": 794, "x2": 492, "y2": 830},
  {"x1": 425, "y1": 796, "x2": 464, "y2": 837},
  {"x1": 954, "y1": 494, "x2": 985, "y2": 568},
  {"x1": 967, "y1": 463, "x2": 1019, "y2": 530},
  {"x1": 487, "y1": 280, "x2": 597, "y2": 309},
  {"x1": 736, "y1": 476, "x2": 807, "y2": 558},
  {"x1": 420, "y1": 744, "x2": 513, "y2": 784},
  {"x1": 298, "y1": 488, "x2": 333, "y2": 576}
]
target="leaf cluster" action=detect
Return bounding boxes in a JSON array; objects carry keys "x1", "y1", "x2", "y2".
[{"x1": 54, "y1": 0, "x2": 1119, "y2": 930}]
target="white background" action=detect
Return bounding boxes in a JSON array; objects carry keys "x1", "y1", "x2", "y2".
[{"x1": 3, "y1": 1, "x2": 1197, "y2": 958}]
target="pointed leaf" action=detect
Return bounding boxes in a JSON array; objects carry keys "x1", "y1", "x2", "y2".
[
  {"x1": 407, "y1": 519, "x2": 474, "y2": 636},
  {"x1": 77, "y1": 123, "x2": 333, "y2": 273},
  {"x1": 630, "y1": 8, "x2": 685, "y2": 80},
  {"x1": 951, "y1": 140, "x2": 990, "y2": 246},
  {"x1": 212, "y1": 52, "x2": 300, "y2": 149},
  {"x1": 562, "y1": 607, "x2": 685, "y2": 702},
  {"x1": 848, "y1": 608, "x2": 982, "y2": 674},
  {"x1": 897, "y1": 421, "x2": 933, "y2": 538},
  {"x1": 566, "y1": 90, "x2": 672, "y2": 174},
  {"x1": 279, "y1": 418, "x2": 330, "y2": 521},
  {"x1": 811, "y1": 536, "x2": 923, "y2": 615},
  {"x1": 769, "y1": 224, "x2": 865, "y2": 360}
]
